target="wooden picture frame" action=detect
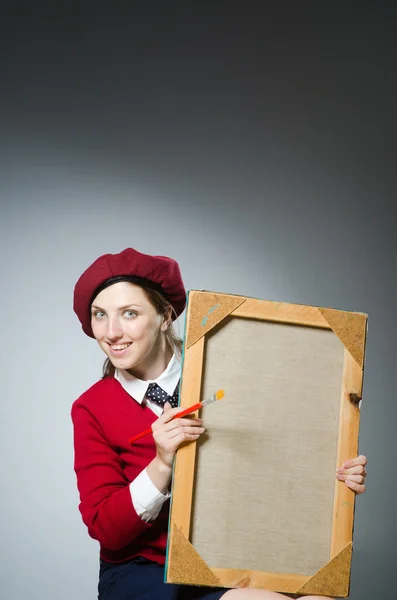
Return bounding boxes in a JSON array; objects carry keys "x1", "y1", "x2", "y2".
[{"x1": 165, "y1": 290, "x2": 367, "y2": 598}]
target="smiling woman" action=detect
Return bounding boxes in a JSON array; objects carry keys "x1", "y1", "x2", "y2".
[
  {"x1": 91, "y1": 282, "x2": 182, "y2": 380},
  {"x1": 71, "y1": 247, "x2": 344, "y2": 600}
]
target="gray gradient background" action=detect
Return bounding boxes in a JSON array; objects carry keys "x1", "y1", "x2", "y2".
[{"x1": 0, "y1": 3, "x2": 395, "y2": 599}]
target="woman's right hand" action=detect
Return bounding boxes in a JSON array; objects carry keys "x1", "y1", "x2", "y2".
[{"x1": 152, "y1": 402, "x2": 205, "y2": 468}]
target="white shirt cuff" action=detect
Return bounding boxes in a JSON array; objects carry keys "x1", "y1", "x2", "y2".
[{"x1": 130, "y1": 468, "x2": 170, "y2": 522}]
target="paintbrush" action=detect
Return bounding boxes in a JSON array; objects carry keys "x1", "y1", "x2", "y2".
[{"x1": 129, "y1": 389, "x2": 225, "y2": 444}]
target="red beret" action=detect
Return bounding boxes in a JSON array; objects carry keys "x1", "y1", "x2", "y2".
[{"x1": 73, "y1": 248, "x2": 186, "y2": 338}]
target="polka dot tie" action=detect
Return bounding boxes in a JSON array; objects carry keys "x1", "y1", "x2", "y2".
[{"x1": 145, "y1": 382, "x2": 180, "y2": 409}]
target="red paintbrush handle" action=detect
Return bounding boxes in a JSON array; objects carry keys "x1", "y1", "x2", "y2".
[
  {"x1": 172, "y1": 402, "x2": 202, "y2": 419},
  {"x1": 129, "y1": 401, "x2": 203, "y2": 444},
  {"x1": 128, "y1": 427, "x2": 153, "y2": 444}
]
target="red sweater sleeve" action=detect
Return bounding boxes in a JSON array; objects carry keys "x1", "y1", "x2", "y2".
[{"x1": 71, "y1": 401, "x2": 153, "y2": 551}]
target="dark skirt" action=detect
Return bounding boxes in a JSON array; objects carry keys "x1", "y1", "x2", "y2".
[{"x1": 98, "y1": 556, "x2": 228, "y2": 600}]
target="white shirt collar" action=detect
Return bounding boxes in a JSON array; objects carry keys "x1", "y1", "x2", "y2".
[{"x1": 115, "y1": 353, "x2": 181, "y2": 404}]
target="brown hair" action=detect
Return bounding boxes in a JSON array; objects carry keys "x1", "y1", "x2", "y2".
[{"x1": 101, "y1": 284, "x2": 183, "y2": 378}]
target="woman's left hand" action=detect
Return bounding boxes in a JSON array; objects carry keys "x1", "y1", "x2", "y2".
[{"x1": 336, "y1": 454, "x2": 367, "y2": 494}]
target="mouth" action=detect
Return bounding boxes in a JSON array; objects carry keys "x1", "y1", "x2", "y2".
[{"x1": 109, "y1": 342, "x2": 132, "y2": 356}]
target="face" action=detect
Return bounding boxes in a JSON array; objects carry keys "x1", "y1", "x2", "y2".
[{"x1": 90, "y1": 281, "x2": 170, "y2": 378}]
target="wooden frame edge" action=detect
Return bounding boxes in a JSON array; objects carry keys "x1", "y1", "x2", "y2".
[
  {"x1": 170, "y1": 336, "x2": 206, "y2": 538},
  {"x1": 231, "y1": 298, "x2": 330, "y2": 328},
  {"x1": 331, "y1": 349, "x2": 362, "y2": 557},
  {"x1": 212, "y1": 568, "x2": 310, "y2": 593}
]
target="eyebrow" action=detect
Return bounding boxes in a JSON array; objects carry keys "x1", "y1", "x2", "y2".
[{"x1": 91, "y1": 304, "x2": 142, "y2": 311}]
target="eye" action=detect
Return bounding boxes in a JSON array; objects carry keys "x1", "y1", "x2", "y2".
[
  {"x1": 92, "y1": 310, "x2": 106, "y2": 319},
  {"x1": 123, "y1": 310, "x2": 137, "y2": 318}
]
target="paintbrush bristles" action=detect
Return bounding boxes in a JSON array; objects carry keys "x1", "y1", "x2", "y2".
[{"x1": 202, "y1": 389, "x2": 225, "y2": 407}]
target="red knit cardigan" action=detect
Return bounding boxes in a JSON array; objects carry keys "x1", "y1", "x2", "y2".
[{"x1": 71, "y1": 377, "x2": 169, "y2": 564}]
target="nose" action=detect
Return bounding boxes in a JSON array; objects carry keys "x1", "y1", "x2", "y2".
[{"x1": 105, "y1": 316, "x2": 123, "y2": 342}]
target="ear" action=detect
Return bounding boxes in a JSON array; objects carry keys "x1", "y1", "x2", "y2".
[{"x1": 160, "y1": 307, "x2": 172, "y2": 331}]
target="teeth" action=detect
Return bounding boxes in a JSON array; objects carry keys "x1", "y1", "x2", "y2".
[{"x1": 112, "y1": 343, "x2": 131, "y2": 350}]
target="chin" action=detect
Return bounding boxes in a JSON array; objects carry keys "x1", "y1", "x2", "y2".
[
  {"x1": 110, "y1": 356, "x2": 134, "y2": 369},
  {"x1": 112, "y1": 353, "x2": 143, "y2": 371}
]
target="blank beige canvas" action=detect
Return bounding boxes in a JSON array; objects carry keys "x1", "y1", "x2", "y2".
[{"x1": 189, "y1": 316, "x2": 344, "y2": 576}]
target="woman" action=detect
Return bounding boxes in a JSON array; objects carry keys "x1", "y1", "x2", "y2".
[{"x1": 72, "y1": 247, "x2": 367, "y2": 600}]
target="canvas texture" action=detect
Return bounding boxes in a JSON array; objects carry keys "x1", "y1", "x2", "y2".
[{"x1": 189, "y1": 316, "x2": 344, "y2": 576}]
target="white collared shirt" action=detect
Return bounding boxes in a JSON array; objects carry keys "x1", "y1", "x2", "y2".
[{"x1": 115, "y1": 354, "x2": 181, "y2": 522}]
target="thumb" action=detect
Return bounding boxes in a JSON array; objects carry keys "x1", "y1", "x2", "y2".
[{"x1": 163, "y1": 401, "x2": 172, "y2": 413}]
